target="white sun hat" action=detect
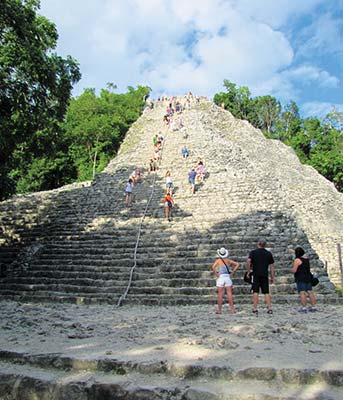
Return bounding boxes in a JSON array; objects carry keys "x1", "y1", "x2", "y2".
[{"x1": 217, "y1": 247, "x2": 229, "y2": 258}]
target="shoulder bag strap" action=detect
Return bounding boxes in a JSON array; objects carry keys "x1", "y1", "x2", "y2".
[{"x1": 220, "y1": 257, "x2": 230, "y2": 274}]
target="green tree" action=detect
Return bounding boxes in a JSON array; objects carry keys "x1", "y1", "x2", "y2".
[
  {"x1": 214, "y1": 80, "x2": 254, "y2": 120},
  {"x1": 275, "y1": 101, "x2": 302, "y2": 141},
  {"x1": 308, "y1": 121, "x2": 343, "y2": 191},
  {"x1": 62, "y1": 86, "x2": 151, "y2": 181},
  {"x1": 324, "y1": 106, "x2": 343, "y2": 134},
  {"x1": 287, "y1": 117, "x2": 321, "y2": 162},
  {"x1": 0, "y1": 0, "x2": 81, "y2": 199},
  {"x1": 254, "y1": 95, "x2": 281, "y2": 136}
]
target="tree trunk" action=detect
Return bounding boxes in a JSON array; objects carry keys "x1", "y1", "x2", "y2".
[{"x1": 92, "y1": 151, "x2": 97, "y2": 179}]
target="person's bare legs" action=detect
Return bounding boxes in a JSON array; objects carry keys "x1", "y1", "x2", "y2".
[
  {"x1": 225, "y1": 286, "x2": 236, "y2": 314},
  {"x1": 125, "y1": 193, "x2": 132, "y2": 206},
  {"x1": 299, "y1": 291, "x2": 307, "y2": 307},
  {"x1": 265, "y1": 293, "x2": 272, "y2": 311},
  {"x1": 308, "y1": 291, "x2": 316, "y2": 307},
  {"x1": 253, "y1": 292, "x2": 259, "y2": 311},
  {"x1": 164, "y1": 206, "x2": 169, "y2": 220},
  {"x1": 217, "y1": 287, "x2": 224, "y2": 313}
]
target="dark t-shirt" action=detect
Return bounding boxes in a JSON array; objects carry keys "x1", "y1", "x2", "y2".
[
  {"x1": 249, "y1": 248, "x2": 274, "y2": 277},
  {"x1": 294, "y1": 257, "x2": 311, "y2": 283}
]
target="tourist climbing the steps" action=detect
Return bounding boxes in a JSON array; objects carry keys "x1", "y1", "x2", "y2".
[
  {"x1": 188, "y1": 168, "x2": 197, "y2": 194},
  {"x1": 153, "y1": 134, "x2": 159, "y2": 147},
  {"x1": 149, "y1": 158, "x2": 157, "y2": 172},
  {"x1": 124, "y1": 178, "x2": 134, "y2": 206},
  {"x1": 165, "y1": 170, "x2": 174, "y2": 194},
  {"x1": 211, "y1": 247, "x2": 240, "y2": 314},
  {"x1": 158, "y1": 132, "x2": 164, "y2": 145},
  {"x1": 292, "y1": 247, "x2": 317, "y2": 313},
  {"x1": 130, "y1": 168, "x2": 142, "y2": 183},
  {"x1": 196, "y1": 160, "x2": 207, "y2": 183},
  {"x1": 181, "y1": 145, "x2": 189, "y2": 158},
  {"x1": 246, "y1": 238, "x2": 275, "y2": 315},
  {"x1": 163, "y1": 191, "x2": 174, "y2": 222}
]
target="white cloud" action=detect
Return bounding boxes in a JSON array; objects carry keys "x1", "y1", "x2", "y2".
[
  {"x1": 230, "y1": 0, "x2": 324, "y2": 28},
  {"x1": 301, "y1": 102, "x2": 343, "y2": 118},
  {"x1": 286, "y1": 66, "x2": 339, "y2": 88},
  {"x1": 38, "y1": 0, "x2": 341, "y2": 106},
  {"x1": 250, "y1": 75, "x2": 296, "y2": 102},
  {"x1": 297, "y1": 12, "x2": 343, "y2": 57}
]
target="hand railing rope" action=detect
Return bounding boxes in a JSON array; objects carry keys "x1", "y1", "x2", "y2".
[{"x1": 116, "y1": 112, "x2": 168, "y2": 307}]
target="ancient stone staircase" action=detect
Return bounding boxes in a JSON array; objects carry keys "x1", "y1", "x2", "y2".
[
  {"x1": 0, "y1": 99, "x2": 342, "y2": 305},
  {"x1": 0, "y1": 345, "x2": 342, "y2": 400}
]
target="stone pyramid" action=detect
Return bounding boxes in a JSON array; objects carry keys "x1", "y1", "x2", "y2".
[{"x1": 0, "y1": 98, "x2": 342, "y2": 304}]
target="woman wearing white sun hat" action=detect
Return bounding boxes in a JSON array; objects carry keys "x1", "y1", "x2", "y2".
[{"x1": 211, "y1": 247, "x2": 240, "y2": 314}]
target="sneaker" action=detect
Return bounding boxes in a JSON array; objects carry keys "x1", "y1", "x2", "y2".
[
  {"x1": 308, "y1": 307, "x2": 317, "y2": 312},
  {"x1": 298, "y1": 307, "x2": 307, "y2": 313}
]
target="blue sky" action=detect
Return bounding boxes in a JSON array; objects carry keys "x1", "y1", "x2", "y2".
[{"x1": 39, "y1": 0, "x2": 343, "y2": 118}]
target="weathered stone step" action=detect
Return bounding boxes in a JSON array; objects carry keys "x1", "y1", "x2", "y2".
[
  {"x1": 124, "y1": 284, "x2": 296, "y2": 295},
  {"x1": 26, "y1": 263, "x2": 151, "y2": 273},
  {"x1": 1, "y1": 361, "x2": 342, "y2": 400},
  {"x1": 10, "y1": 270, "x2": 132, "y2": 280},
  {"x1": 1, "y1": 277, "x2": 129, "y2": 287},
  {"x1": 36, "y1": 239, "x2": 294, "y2": 253},
  {"x1": 24, "y1": 260, "x2": 300, "y2": 274},
  {"x1": 1, "y1": 349, "x2": 343, "y2": 386},
  {"x1": 0, "y1": 280, "x2": 298, "y2": 294},
  {"x1": 0, "y1": 349, "x2": 342, "y2": 400},
  {"x1": 124, "y1": 293, "x2": 343, "y2": 306},
  {"x1": 4, "y1": 289, "x2": 339, "y2": 307},
  {"x1": 35, "y1": 252, "x2": 136, "y2": 261},
  {"x1": 32, "y1": 250, "x2": 294, "y2": 264},
  {"x1": 0, "y1": 283, "x2": 125, "y2": 294},
  {"x1": 0, "y1": 293, "x2": 118, "y2": 304},
  {"x1": 3, "y1": 265, "x2": 302, "y2": 281}
]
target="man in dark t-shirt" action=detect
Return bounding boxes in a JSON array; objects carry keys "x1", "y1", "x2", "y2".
[{"x1": 246, "y1": 238, "x2": 275, "y2": 315}]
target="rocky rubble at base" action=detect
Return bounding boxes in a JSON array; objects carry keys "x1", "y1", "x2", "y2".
[{"x1": 0, "y1": 300, "x2": 342, "y2": 399}]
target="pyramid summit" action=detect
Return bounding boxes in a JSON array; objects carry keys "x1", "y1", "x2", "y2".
[{"x1": 0, "y1": 97, "x2": 342, "y2": 304}]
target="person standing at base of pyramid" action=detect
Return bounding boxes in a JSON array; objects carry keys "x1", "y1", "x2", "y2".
[
  {"x1": 246, "y1": 238, "x2": 275, "y2": 315},
  {"x1": 292, "y1": 246, "x2": 317, "y2": 313},
  {"x1": 211, "y1": 247, "x2": 240, "y2": 315}
]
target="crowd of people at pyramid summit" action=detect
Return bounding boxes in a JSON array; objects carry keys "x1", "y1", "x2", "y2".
[{"x1": 124, "y1": 94, "x2": 319, "y2": 316}]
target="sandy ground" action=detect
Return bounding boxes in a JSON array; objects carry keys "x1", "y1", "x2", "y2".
[{"x1": 0, "y1": 299, "x2": 342, "y2": 374}]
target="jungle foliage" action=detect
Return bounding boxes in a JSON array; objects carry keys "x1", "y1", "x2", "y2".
[
  {"x1": 0, "y1": 0, "x2": 150, "y2": 199},
  {"x1": 62, "y1": 86, "x2": 151, "y2": 182},
  {"x1": 214, "y1": 80, "x2": 343, "y2": 192}
]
